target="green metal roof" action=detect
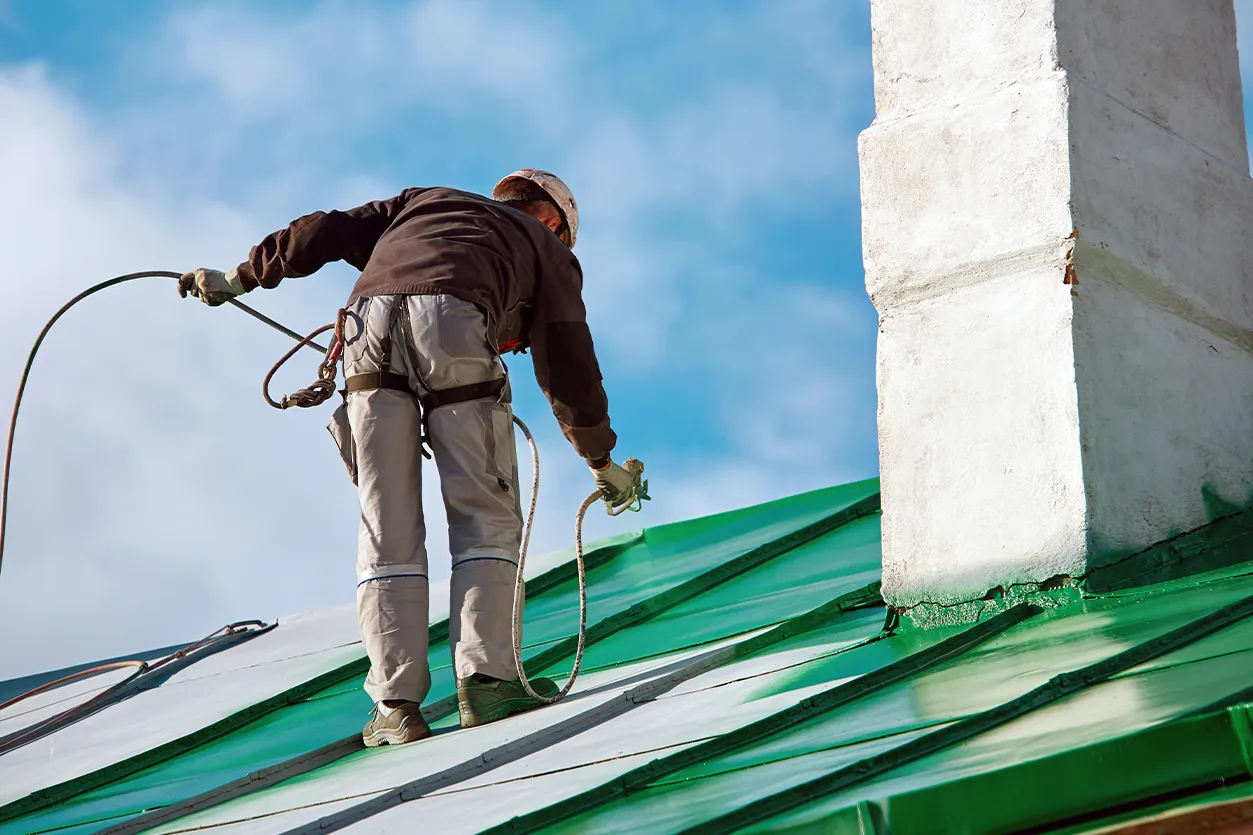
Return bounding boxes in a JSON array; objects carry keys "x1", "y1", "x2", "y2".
[{"x1": 0, "y1": 476, "x2": 1251, "y2": 834}]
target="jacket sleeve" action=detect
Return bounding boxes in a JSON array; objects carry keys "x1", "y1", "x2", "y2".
[
  {"x1": 234, "y1": 189, "x2": 423, "y2": 290},
  {"x1": 529, "y1": 254, "x2": 617, "y2": 465}
]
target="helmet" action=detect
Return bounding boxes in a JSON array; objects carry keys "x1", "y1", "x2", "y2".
[{"x1": 493, "y1": 169, "x2": 579, "y2": 248}]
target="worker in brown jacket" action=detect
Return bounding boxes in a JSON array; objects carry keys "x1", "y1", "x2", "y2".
[{"x1": 179, "y1": 170, "x2": 636, "y2": 746}]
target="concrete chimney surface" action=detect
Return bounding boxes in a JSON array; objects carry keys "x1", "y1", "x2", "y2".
[
  {"x1": 1056, "y1": 0, "x2": 1247, "y2": 172},
  {"x1": 861, "y1": 0, "x2": 1253, "y2": 609}
]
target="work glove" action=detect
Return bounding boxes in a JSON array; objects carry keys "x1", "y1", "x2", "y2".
[
  {"x1": 591, "y1": 459, "x2": 636, "y2": 509},
  {"x1": 178, "y1": 268, "x2": 244, "y2": 307}
]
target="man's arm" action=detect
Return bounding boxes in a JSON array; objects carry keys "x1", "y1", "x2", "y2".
[
  {"x1": 235, "y1": 189, "x2": 423, "y2": 291},
  {"x1": 529, "y1": 255, "x2": 617, "y2": 467}
]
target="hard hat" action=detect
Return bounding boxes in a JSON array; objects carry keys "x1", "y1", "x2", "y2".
[{"x1": 493, "y1": 169, "x2": 579, "y2": 248}]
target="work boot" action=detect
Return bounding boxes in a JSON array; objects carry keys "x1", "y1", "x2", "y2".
[
  {"x1": 362, "y1": 700, "x2": 431, "y2": 747},
  {"x1": 457, "y1": 674, "x2": 560, "y2": 728}
]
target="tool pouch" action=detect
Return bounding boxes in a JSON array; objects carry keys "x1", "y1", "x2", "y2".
[{"x1": 327, "y1": 398, "x2": 357, "y2": 485}]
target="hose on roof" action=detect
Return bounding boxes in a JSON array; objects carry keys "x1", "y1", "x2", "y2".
[
  {"x1": 0, "y1": 620, "x2": 267, "y2": 714},
  {"x1": 511, "y1": 417, "x2": 592, "y2": 703},
  {"x1": 511, "y1": 433, "x2": 646, "y2": 705},
  {"x1": 0, "y1": 621, "x2": 271, "y2": 756},
  {"x1": 0, "y1": 271, "x2": 328, "y2": 579}
]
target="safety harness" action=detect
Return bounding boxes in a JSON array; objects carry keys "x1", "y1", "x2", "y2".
[
  {"x1": 345, "y1": 372, "x2": 506, "y2": 407},
  {"x1": 343, "y1": 301, "x2": 510, "y2": 458},
  {"x1": 258, "y1": 301, "x2": 513, "y2": 466}
]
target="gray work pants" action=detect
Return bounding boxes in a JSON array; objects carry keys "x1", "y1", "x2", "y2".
[{"x1": 341, "y1": 294, "x2": 523, "y2": 704}]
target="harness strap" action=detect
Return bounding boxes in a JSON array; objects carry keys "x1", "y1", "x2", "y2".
[
  {"x1": 423, "y1": 377, "x2": 506, "y2": 411},
  {"x1": 343, "y1": 373, "x2": 505, "y2": 409},
  {"x1": 343, "y1": 298, "x2": 509, "y2": 459},
  {"x1": 344, "y1": 371, "x2": 412, "y2": 395}
]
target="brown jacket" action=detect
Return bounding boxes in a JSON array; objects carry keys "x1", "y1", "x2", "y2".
[{"x1": 235, "y1": 187, "x2": 615, "y2": 464}]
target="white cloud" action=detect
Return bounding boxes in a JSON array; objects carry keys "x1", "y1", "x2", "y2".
[
  {"x1": 158, "y1": 0, "x2": 571, "y2": 130},
  {"x1": 164, "y1": 4, "x2": 382, "y2": 118},
  {"x1": 403, "y1": 0, "x2": 576, "y2": 113},
  {"x1": 0, "y1": 64, "x2": 365, "y2": 677}
]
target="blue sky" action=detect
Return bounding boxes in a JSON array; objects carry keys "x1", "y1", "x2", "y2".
[{"x1": 0, "y1": 1, "x2": 1250, "y2": 677}]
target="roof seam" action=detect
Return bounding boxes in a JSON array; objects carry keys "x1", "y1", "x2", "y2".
[
  {"x1": 481, "y1": 600, "x2": 1035, "y2": 834},
  {"x1": 527, "y1": 495, "x2": 882, "y2": 675},
  {"x1": 91, "y1": 494, "x2": 883, "y2": 835},
  {"x1": 683, "y1": 591, "x2": 1253, "y2": 834},
  {"x1": 278, "y1": 644, "x2": 741, "y2": 835},
  {"x1": 0, "y1": 534, "x2": 636, "y2": 828},
  {"x1": 0, "y1": 624, "x2": 274, "y2": 759}
]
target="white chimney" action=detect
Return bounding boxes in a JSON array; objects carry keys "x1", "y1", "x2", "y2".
[{"x1": 860, "y1": 0, "x2": 1253, "y2": 609}]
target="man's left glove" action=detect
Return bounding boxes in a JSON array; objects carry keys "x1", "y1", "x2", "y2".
[
  {"x1": 591, "y1": 459, "x2": 636, "y2": 509},
  {"x1": 178, "y1": 268, "x2": 244, "y2": 307}
]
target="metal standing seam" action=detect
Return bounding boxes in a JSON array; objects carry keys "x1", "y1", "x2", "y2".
[
  {"x1": 680, "y1": 591, "x2": 1253, "y2": 835},
  {"x1": 1230, "y1": 703, "x2": 1253, "y2": 777},
  {"x1": 77, "y1": 538, "x2": 644, "y2": 835}
]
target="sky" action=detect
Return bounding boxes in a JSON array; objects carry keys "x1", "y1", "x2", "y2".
[
  {"x1": 0, "y1": 0, "x2": 878, "y2": 677},
  {"x1": 0, "y1": 2, "x2": 1251, "y2": 679}
]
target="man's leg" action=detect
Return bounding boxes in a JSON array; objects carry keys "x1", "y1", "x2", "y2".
[
  {"x1": 344, "y1": 296, "x2": 432, "y2": 724},
  {"x1": 400, "y1": 294, "x2": 523, "y2": 682},
  {"x1": 435, "y1": 396, "x2": 524, "y2": 682},
  {"x1": 351, "y1": 389, "x2": 431, "y2": 704},
  {"x1": 402, "y1": 294, "x2": 558, "y2": 727}
]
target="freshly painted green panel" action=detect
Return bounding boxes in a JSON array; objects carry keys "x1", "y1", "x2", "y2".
[
  {"x1": 579, "y1": 513, "x2": 883, "y2": 671},
  {"x1": 0, "y1": 481, "x2": 877, "y2": 835},
  {"x1": 541, "y1": 573, "x2": 1253, "y2": 834},
  {"x1": 519, "y1": 480, "x2": 879, "y2": 645},
  {"x1": 691, "y1": 587, "x2": 1253, "y2": 779},
  {"x1": 742, "y1": 694, "x2": 1253, "y2": 834},
  {"x1": 1048, "y1": 774, "x2": 1253, "y2": 835},
  {"x1": 11, "y1": 471, "x2": 1250, "y2": 835}
]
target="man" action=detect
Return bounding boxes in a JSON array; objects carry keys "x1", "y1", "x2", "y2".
[{"x1": 180, "y1": 170, "x2": 636, "y2": 746}]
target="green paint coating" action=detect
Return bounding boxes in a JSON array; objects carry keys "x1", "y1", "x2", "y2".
[
  {"x1": 526, "y1": 493, "x2": 880, "y2": 676},
  {"x1": 0, "y1": 480, "x2": 879, "y2": 835},
  {"x1": 529, "y1": 570, "x2": 1253, "y2": 834},
  {"x1": 680, "y1": 592, "x2": 1253, "y2": 834},
  {"x1": 482, "y1": 605, "x2": 1036, "y2": 835},
  {"x1": 1087, "y1": 504, "x2": 1253, "y2": 592},
  {"x1": 897, "y1": 578, "x2": 1082, "y2": 631},
  {"x1": 902, "y1": 496, "x2": 1253, "y2": 628},
  {"x1": 1233, "y1": 704, "x2": 1253, "y2": 777},
  {"x1": 5, "y1": 473, "x2": 1253, "y2": 835},
  {"x1": 748, "y1": 708, "x2": 1253, "y2": 835}
]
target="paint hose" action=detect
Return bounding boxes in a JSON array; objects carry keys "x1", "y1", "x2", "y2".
[{"x1": 0, "y1": 271, "x2": 327, "y2": 579}]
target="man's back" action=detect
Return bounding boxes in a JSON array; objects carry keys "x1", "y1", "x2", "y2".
[{"x1": 349, "y1": 187, "x2": 579, "y2": 322}]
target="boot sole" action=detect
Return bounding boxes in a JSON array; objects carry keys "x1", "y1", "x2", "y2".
[{"x1": 362, "y1": 720, "x2": 432, "y2": 748}]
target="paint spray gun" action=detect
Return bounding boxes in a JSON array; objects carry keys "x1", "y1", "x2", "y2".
[{"x1": 604, "y1": 458, "x2": 650, "y2": 516}]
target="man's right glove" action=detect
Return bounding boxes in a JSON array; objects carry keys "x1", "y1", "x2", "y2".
[
  {"x1": 591, "y1": 459, "x2": 636, "y2": 509},
  {"x1": 178, "y1": 268, "x2": 244, "y2": 307}
]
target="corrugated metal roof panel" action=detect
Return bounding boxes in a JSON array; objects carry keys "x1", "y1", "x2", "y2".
[{"x1": 2, "y1": 477, "x2": 1252, "y2": 835}]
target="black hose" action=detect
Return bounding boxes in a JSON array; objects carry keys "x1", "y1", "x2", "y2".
[{"x1": 0, "y1": 271, "x2": 327, "y2": 577}]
